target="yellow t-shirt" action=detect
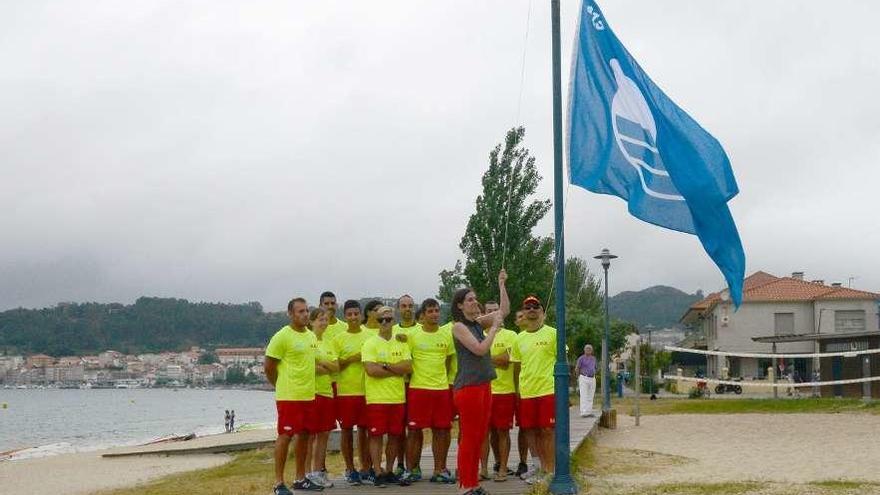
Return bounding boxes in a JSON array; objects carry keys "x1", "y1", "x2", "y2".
[
  {"x1": 265, "y1": 326, "x2": 318, "y2": 401},
  {"x1": 439, "y1": 322, "x2": 458, "y2": 386},
  {"x1": 361, "y1": 335, "x2": 412, "y2": 404},
  {"x1": 315, "y1": 337, "x2": 337, "y2": 398},
  {"x1": 408, "y1": 326, "x2": 455, "y2": 390},
  {"x1": 392, "y1": 322, "x2": 420, "y2": 337},
  {"x1": 323, "y1": 319, "x2": 348, "y2": 383},
  {"x1": 489, "y1": 328, "x2": 518, "y2": 395},
  {"x1": 331, "y1": 327, "x2": 376, "y2": 397},
  {"x1": 324, "y1": 318, "x2": 348, "y2": 345},
  {"x1": 510, "y1": 325, "x2": 556, "y2": 399}
]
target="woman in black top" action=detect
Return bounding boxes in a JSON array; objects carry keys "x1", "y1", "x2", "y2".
[{"x1": 450, "y1": 269, "x2": 509, "y2": 495}]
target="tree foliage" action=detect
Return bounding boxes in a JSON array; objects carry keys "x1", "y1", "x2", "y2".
[
  {"x1": 0, "y1": 297, "x2": 288, "y2": 356},
  {"x1": 440, "y1": 127, "x2": 554, "y2": 321}
]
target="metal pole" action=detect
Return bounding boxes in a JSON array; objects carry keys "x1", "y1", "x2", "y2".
[
  {"x1": 772, "y1": 342, "x2": 778, "y2": 399},
  {"x1": 635, "y1": 337, "x2": 641, "y2": 426},
  {"x1": 602, "y1": 265, "x2": 611, "y2": 412},
  {"x1": 549, "y1": 1, "x2": 576, "y2": 493}
]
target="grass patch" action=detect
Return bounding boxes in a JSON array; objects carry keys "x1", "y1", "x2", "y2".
[
  {"x1": 811, "y1": 480, "x2": 880, "y2": 490},
  {"x1": 96, "y1": 448, "x2": 347, "y2": 495},
  {"x1": 619, "y1": 482, "x2": 763, "y2": 495},
  {"x1": 608, "y1": 397, "x2": 880, "y2": 416}
]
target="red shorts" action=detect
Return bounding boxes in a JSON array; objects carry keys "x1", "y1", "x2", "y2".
[
  {"x1": 490, "y1": 393, "x2": 517, "y2": 430},
  {"x1": 407, "y1": 388, "x2": 453, "y2": 430},
  {"x1": 517, "y1": 394, "x2": 555, "y2": 429},
  {"x1": 313, "y1": 395, "x2": 337, "y2": 432},
  {"x1": 276, "y1": 400, "x2": 316, "y2": 435},
  {"x1": 336, "y1": 395, "x2": 368, "y2": 429},
  {"x1": 366, "y1": 403, "x2": 406, "y2": 437}
]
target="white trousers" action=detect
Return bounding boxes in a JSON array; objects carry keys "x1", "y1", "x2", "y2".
[{"x1": 578, "y1": 375, "x2": 596, "y2": 415}]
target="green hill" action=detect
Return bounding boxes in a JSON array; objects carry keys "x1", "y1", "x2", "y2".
[
  {"x1": 0, "y1": 297, "x2": 288, "y2": 356},
  {"x1": 608, "y1": 285, "x2": 702, "y2": 329}
]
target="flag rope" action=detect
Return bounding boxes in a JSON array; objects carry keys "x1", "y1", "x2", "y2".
[
  {"x1": 668, "y1": 374, "x2": 880, "y2": 389},
  {"x1": 664, "y1": 345, "x2": 880, "y2": 360},
  {"x1": 501, "y1": 0, "x2": 533, "y2": 270}
]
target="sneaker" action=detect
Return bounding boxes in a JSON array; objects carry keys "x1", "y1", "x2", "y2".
[
  {"x1": 273, "y1": 483, "x2": 293, "y2": 495},
  {"x1": 494, "y1": 471, "x2": 507, "y2": 482},
  {"x1": 430, "y1": 469, "x2": 455, "y2": 484},
  {"x1": 410, "y1": 466, "x2": 422, "y2": 481},
  {"x1": 345, "y1": 469, "x2": 362, "y2": 486},
  {"x1": 363, "y1": 469, "x2": 384, "y2": 487},
  {"x1": 292, "y1": 478, "x2": 325, "y2": 491},
  {"x1": 515, "y1": 462, "x2": 529, "y2": 477},
  {"x1": 524, "y1": 470, "x2": 548, "y2": 485},
  {"x1": 520, "y1": 465, "x2": 539, "y2": 481},
  {"x1": 401, "y1": 470, "x2": 414, "y2": 484},
  {"x1": 306, "y1": 472, "x2": 326, "y2": 488},
  {"x1": 319, "y1": 471, "x2": 334, "y2": 488},
  {"x1": 390, "y1": 471, "x2": 411, "y2": 487},
  {"x1": 394, "y1": 464, "x2": 406, "y2": 477}
]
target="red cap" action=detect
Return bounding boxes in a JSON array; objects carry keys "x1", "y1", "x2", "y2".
[{"x1": 521, "y1": 295, "x2": 542, "y2": 308}]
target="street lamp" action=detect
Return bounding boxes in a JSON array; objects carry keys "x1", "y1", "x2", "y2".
[{"x1": 594, "y1": 248, "x2": 617, "y2": 414}]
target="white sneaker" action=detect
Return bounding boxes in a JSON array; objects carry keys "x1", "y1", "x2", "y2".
[
  {"x1": 320, "y1": 471, "x2": 334, "y2": 488},
  {"x1": 524, "y1": 469, "x2": 547, "y2": 485},
  {"x1": 306, "y1": 471, "x2": 327, "y2": 488},
  {"x1": 519, "y1": 464, "x2": 539, "y2": 481}
]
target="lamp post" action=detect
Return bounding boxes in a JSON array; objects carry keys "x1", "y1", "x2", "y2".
[{"x1": 594, "y1": 248, "x2": 617, "y2": 413}]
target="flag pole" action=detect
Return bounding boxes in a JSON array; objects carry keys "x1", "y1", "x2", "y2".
[{"x1": 549, "y1": 0, "x2": 577, "y2": 493}]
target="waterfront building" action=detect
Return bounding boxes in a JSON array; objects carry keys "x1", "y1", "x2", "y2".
[
  {"x1": 682, "y1": 271, "x2": 880, "y2": 398},
  {"x1": 215, "y1": 347, "x2": 264, "y2": 366}
]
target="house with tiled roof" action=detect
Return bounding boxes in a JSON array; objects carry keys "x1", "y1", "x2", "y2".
[{"x1": 681, "y1": 271, "x2": 880, "y2": 398}]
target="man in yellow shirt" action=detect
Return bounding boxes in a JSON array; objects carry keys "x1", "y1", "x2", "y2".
[
  {"x1": 319, "y1": 291, "x2": 347, "y2": 342},
  {"x1": 332, "y1": 300, "x2": 377, "y2": 486},
  {"x1": 264, "y1": 297, "x2": 323, "y2": 494},
  {"x1": 511, "y1": 296, "x2": 557, "y2": 484},
  {"x1": 389, "y1": 294, "x2": 419, "y2": 478},
  {"x1": 404, "y1": 298, "x2": 456, "y2": 484},
  {"x1": 479, "y1": 301, "x2": 519, "y2": 482},
  {"x1": 362, "y1": 306, "x2": 413, "y2": 487}
]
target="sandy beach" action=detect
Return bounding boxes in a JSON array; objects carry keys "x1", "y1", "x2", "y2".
[
  {"x1": 594, "y1": 413, "x2": 880, "y2": 487},
  {"x1": 0, "y1": 450, "x2": 230, "y2": 495},
  {"x1": 0, "y1": 428, "x2": 279, "y2": 495}
]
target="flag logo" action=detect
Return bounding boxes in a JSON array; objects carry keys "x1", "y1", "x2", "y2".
[{"x1": 609, "y1": 58, "x2": 684, "y2": 202}]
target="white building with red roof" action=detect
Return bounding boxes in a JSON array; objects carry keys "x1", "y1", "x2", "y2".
[{"x1": 681, "y1": 271, "x2": 880, "y2": 398}]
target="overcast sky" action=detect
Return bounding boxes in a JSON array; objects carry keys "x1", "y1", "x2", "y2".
[{"x1": 2, "y1": 1, "x2": 878, "y2": 312}]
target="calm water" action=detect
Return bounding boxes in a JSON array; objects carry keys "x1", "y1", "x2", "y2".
[{"x1": 0, "y1": 389, "x2": 276, "y2": 458}]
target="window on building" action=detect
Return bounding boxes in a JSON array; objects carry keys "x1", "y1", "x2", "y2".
[
  {"x1": 756, "y1": 359, "x2": 772, "y2": 379},
  {"x1": 774, "y1": 313, "x2": 794, "y2": 336},
  {"x1": 834, "y1": 310, "x2": 866, "y2": 333}
]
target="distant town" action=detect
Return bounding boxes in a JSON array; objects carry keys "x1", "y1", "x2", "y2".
[{"x1": 0, "y1": 347, "x2": 267, "y2": 389}]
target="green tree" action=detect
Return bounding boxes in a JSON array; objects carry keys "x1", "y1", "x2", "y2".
[
  {"x1": 225, "y1": 366, "x2": 247, "y2": 385},
  {"x1": 440, "y1": 127, "x2": 554, "y2": 321},
  {"x1": 198, "y1": 351, "x2": 219, "y2": 365}
]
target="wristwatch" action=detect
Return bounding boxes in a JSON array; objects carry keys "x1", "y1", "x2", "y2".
[{"x1": 382, "y1": 363, "x2": 389, "y2": 370}]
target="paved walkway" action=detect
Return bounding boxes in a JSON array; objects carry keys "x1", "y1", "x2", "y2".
[{"x1": 326, "y1": 407, "x2": 599, "y2": 495}]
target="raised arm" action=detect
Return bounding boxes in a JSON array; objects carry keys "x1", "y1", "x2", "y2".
[{"x1": 478, "y1": 269, "x2": 509, "y2": 329}]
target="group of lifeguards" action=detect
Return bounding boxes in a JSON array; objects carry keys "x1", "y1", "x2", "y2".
[{"x1": 264, "y1": 291, "x2": 558, "y2": 495}]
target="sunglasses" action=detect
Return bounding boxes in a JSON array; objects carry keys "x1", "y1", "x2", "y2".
[
  {"x1": 523, "y1": 303, "x2": 541, "y2": 310},
  {"x1": 378, "y1": 317, "x2": 394, "y2": 324}
]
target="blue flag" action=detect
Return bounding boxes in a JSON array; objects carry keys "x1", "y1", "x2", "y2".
[{"x1": 567, "y1": 1, "x2": 745, "y2": 305}]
